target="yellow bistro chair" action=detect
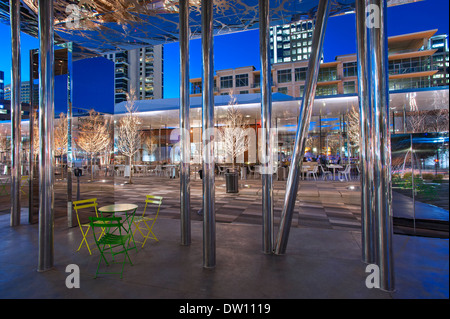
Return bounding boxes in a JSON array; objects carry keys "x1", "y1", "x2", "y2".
[
  {"x1": 73, "y1": 198, "x2": 106, "y2": 255},
  {"x1": 132, "y1": 195, "x2": 163, "y2": 248}
]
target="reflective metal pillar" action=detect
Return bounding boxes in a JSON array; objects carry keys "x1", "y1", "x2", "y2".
[
  {"x1": 367, "y1": 0, "x2": 395, "y2": 292},
  {"x1": 201, "y1": 0, "x2": 215, "y2": 268},
  {"x1": 67, "y1": 43, "x2": 74, "y2": 228},
  {"x1": 180, "y1": 0, "x2": 191, "y2": 246},
  {"x1": 38, "y1": 0, "x2": 55, "y2": 272},
  {"x1": 259, "y1": 0, "x2": 274, "y2": 254},
  {"x1": 10, "y1": 0, "x2": 22, "y2": 227},
  {"x1": 28, "y1": 49, "x2": 36, "y2": 224},
  {"x1": 274, "y1": 0, "x2": 330, "y2": 255},
  {"x1": 355, "y1": 0, "x2": 375, "y2": 264}
]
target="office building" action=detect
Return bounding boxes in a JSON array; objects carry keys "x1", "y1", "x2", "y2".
[
  {"x1": 0, "y1": 70, "x2": 4, "y2": 100},
  {"x1": 190, "y1": 30, "x2": 448, "y2": 99},
  {"x1": 104, "y1": 45, "x2": 164, "y2": 104},
  {"x1": 3, "y1": 80, "x2": 33, "y2": 104},
  {"x1": 269, "y1": 19, "x2": 316, "y2": 64},
  {"x1": 428, "y1": 34, "x2": 449, "y2": 86}
]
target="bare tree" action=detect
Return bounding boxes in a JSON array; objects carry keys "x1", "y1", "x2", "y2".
[
  {"x1": 407, "y1": 110, "x2": 426, "y2": 133},
  {"x1": 426, "y1": 108, "x2": 449, "y2": 133},
  {"x1": 347, "y1": 105, "x2": 360, "y2": 148},
  {"x1": 54, "y1": 112, "x2": 68, "y2": 157},
  {"x1": 54, "y1": 112, "x2": 68, "y2": 177},
  {"x1": 143, "y1": 133, "x2": 157, "y2": 159},
  {"x1": 117, "y1": 91, "x2": 142, "y2": 183},
  {"x1": 0, "y1": 133, "x2": 9, "y2": 167},
  {"x1": 218, "y1": 92, "x2": 249, "y2": 170},
  {"x1": 76, "y1": 109, "x2": 110, "y2": 180}
]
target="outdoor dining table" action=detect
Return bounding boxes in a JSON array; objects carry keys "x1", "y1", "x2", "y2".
[
  {"x1": 98, "y1": 203, "x2": 139, "y2": 251},
  {"x1": 327, "y1": 164, "x2": 343, "y2": 180}
]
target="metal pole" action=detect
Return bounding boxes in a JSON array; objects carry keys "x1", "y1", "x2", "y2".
[
  {"x1": 355, "y1": 0, "x2": 375, "y2": 264},
  {"x1": 67, "y1": 43, "x2": 73, "y2": 228},
  {"x1": 179, "y1": 0, "x2": 191, "y2": 246},
  {"x1": 259, "y1": 0, "x2": 274, "y2": 254},
  {"x1": 367, "y1": 0, "x2": 394, "y2": 292},
  {"x1": 28, "y1": 49, "x2": 35, "y2": 224},
  {"x1": 274, "y1": 0, "x2": 330, "y2": 255},
  {"x1": 10, "y1": 0, "x2": 22, "y2": 227},
  {"x1": 201, "y1": 0, "x2": 215, "y2": 268},
  {"x1": 38, "y1": 0, "x2": 55, "y2": 272}
]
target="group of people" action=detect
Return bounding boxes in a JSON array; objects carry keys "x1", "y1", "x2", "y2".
[{"x1": 303, "y1": 155, "x2": 342, "y2": 166}]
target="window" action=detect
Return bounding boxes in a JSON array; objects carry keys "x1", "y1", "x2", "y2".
[
  {"x1": 343, "y1": 62, "x2": 357, "y2": 77},
  {"x1": 277, "y1": 69, "x2": 292, "y2": 83},
  {"x1": 220, "y1": 76, "x2": 233, "y2": 89},
  {"x1": 278, "y1": 87, "x2": 288, "y2": 94},
  {"x1": 316, "y1": 84, "x2": 338, "y2": 96},
  {"x1": 295, "y1": 67, "x2": 308, "y2": 81},
  {"x1": 191, "y1": 81, "x2": 202, "y2": 94},
  {"x1": 239, "y1": 90, "x2": 249, "y2": 94},
  {"x1": 343, "y1": 81, "x2": 356, "y2": 94},
  {"x1": 318, "y1": 67, "x2": 337, "y2": 82},
  {"x1": 235, "y1": 74, "x2": 249, "y2": 87},
  {"x1": 299, "y1": 85, "x2": 305, "y2": 97}
]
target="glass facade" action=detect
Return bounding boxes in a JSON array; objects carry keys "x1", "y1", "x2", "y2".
[
  {"x1": 270, "y1": 20, "x2": 314, "y2": 64},
  {"x1": 220, "y1": 76, "x2": 233, "y2": 89}
]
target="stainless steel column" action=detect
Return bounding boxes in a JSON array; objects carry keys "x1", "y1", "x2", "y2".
[
  {"x1": 38, "y1": 0, "x2": 55, "y2": 272},
  {"x1": 28, "y1": 49, "x2": 36, "y2": 224},
  {"x1": 355, "y1": 0, "x2": 375, "y2": 264},
  {"x1": 367, "y1": 0, "x2": 394, "y2": 292},
  {"x1": 259, "y1": 0, "x2": 274, "y2": 254},
  {"x1": 179, "y1": 0, "x2": 191, "y2": 246},
  {"x1": 274, "y1": 0, "x2": 330, "y2": 255},
  {"x1": 9, "y1": 0, "x2": 22, "y2": 227},
  {"x1": 201, "y1": 0, "x2": 215, "y2": 268},
  {"x1": 67, "y1": 43, "x2": 74, "y2": 228}
]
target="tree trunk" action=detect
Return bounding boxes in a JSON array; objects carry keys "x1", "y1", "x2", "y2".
[
  {"x1": 128, "y1": 155, "x2": 133, "y2": 184},
  {"x1": 90, "y1": 154, "x2": 94, "y2": 181}
]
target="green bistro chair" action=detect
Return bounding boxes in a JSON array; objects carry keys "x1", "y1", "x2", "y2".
[
  {"x1": 89, "y1": 216, "x2": 133, "y2": 279},
  {"x1": 132, "y1": 195, "x2": 163, "y2": 248}
]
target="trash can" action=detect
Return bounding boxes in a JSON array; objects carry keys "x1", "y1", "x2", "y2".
[{"x1": 225, "y1": 171, "x2": 239, "y2": 193}]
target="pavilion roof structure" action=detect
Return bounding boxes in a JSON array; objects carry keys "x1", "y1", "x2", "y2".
[{"x1": 0, "y1": 0, "x2": 422, "y2": 57}]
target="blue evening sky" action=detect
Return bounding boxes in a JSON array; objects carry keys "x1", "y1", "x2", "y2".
[{"x1": 0, "y1": 0, "x2": 448, "y2": 106}]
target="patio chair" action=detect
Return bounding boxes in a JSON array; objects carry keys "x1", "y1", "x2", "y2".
[
  {"x1": 248, "y1": 165, "x2": 260, "y2": 179},
  {"x1": 306, "y1": 165, "x2": 318, "y2": 180},
  {"x1": 89, "y1": 216, "x2": 133, "y2": 279},
  {"x1": 218, "y1": 166, "x2": 227, "y2": 178},
  {"x1": 73, "y1": 198, "x2": 107, "y2": 255},
  {"x1": 132, "y1": 195, "x2": 163, "y2": 248},
  {"x1": 20, "y1": 175, "x2": 29, "y2": 195},
  {"x1": 319, "y1": 164, "x2": 332, "y2": 180},
  {"x1": 155, "y1": 165, "x2": 163, "y2": 176},
  {"x1": 338, "y1": 164, "x2": 352, "y2": 181}
]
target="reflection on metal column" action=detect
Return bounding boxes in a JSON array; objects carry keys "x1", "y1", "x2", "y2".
[
  {"x1": 367, "y1": 0, "x2": 395, "y2": 292},
  {"x1": 259, "y1": 0, "x2": 274, "y2": 254},
  {"x1": 180, "y1": 0, "x2": 191, "y2": 246},
  {"x1": 201, "y1": 0, "x2": 215, "y2": 268},
  {"x1": 28, "y1": 49, "x2": 36, "y2": 224},
  {"x1": 38, "y1": 0, "x2": 55, "y2": 272},
  {"x1": 355, "y1": 0, "x2": 375, "y2": 265},
  {"x1": 10, "y1": 0, "x2": 21, "y2": 227},
  {"x1": 67, "y1": 43, "x2": 74, "y2": 228},
  {"x1": 274, "y1": 0, "x2": 330, "y2": 255}
]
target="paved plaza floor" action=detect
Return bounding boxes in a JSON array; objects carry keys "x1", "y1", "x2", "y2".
[{"x1": 0, "y1": 175, "x2": 448, "y2": 299}]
